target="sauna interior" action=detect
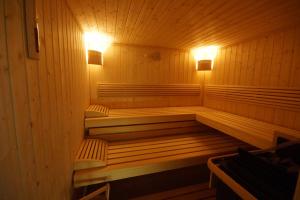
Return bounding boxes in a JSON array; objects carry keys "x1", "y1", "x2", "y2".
[{"x1": 1, "y1": 0, "x2": 300, "y2": 199}]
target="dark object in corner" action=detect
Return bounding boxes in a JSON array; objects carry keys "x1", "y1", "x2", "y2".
[{"x1": 218, "y1": 146, "x2": 299, "y2": 200}]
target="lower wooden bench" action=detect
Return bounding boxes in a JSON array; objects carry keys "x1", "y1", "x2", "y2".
[{"x1": 73, "y1": 131, "x2": 251, "y2": 187}]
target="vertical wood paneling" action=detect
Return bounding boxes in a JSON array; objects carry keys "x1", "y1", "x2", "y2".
[
  {"x1": 0, "y1": 1, "x2": 24, "y2": 199},
  {"x1": 204, "y1": 26, "x2": 300, "y2": 130},
  {"x1": 0, "y1": 0, "x2": 89, "y2": 199},
  {"x1": 91, "y1": 44, "x2": 203, "y2": 108}
]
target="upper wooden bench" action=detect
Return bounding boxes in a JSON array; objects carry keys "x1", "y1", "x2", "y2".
[{"x1": 85, "y1": 106, "x2": 300, "y2": 149}]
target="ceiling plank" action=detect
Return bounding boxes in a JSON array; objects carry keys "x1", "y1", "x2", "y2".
[{"x1": 67, "y1": 0, "x2": 300, "y2": 49}]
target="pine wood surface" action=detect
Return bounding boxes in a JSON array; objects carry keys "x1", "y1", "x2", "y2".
[
  {"x1": 74, "y1": 139, "x2": 108, "y2": 170},
  {"x1": 85, "y1": 105, "x2": 110, "y2": 118},
  {"x1": 85, "y1": 106, "x2": 300, "y2": 149},
  {"x1": 67, "y1": 0, "x2": 300, "y2": 49},
  {"x1": 0, "y1": 0, "x2": 89, "y2": 199},
  {"x1": 73, "y1": 132, "x2": 250, "y2": 187},
  {"x1": 204, "y1": 26, "x2": 300, "y2": 131},
  {"x1": 89, "y1": 45, "x2": 203, "y2": 108}
]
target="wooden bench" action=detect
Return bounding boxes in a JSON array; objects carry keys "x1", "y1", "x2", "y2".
[
  {"x1": 195, "y1": 109, "x2": 300, "y2": 149},
  {"x1": 75, "y1": 105, "x2": 300, "y2": 188},
  {"x1": 74, "y1": 132, "x2": 251, "y2": 187},
  {"x1": 85, "y1": 106, "x2": 300, "y2": 149}
]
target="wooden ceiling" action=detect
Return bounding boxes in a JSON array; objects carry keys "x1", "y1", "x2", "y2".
[{"x1": 67, "y1": 0, "x2": 300, "y2": 49}]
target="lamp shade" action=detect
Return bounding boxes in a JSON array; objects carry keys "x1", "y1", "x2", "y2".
[
  {"x1": 197, "y1": 59, "x2": 212, "y2": 71},
  {"x1": 88, "y1": 50, "x2": 103, "y2": 65}
]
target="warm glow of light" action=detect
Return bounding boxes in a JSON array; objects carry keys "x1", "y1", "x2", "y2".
[
  {"x1": 192, "y1": 45, "x2": 219, "y2": 61},
  {"x1": 84, "y1": 32, "x2": 112, "y2": 53},
  {"x1": 192, "y1": 45, "x2": 219, "y2": 70}
]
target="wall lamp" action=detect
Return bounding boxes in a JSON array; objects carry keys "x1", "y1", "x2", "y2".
[
  {"x1": 84, "y1": 32, "x2": 112, "y2": 65},
  {"x1": 192, "y1": 46, "x2": 219, "y2": 71}
]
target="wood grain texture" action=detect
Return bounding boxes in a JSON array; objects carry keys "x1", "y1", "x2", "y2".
[
  {"x1": 88, "y1": 126, "x2": 211, "y2": 142},
  {"x1": 89, "y1": 121, "x2": 200, "y2": 136},
  {"x1": 74, "y1": 139, "x2": 108, "y2": 170},
  {"x1": 196, "y1": 110, "x2": 300, "y2": 149},
  {"x1": 97, "y1": 83, "x2": 201, "y2": 97},
  {"x1": 0, "y1": 1, "x2": 24, "y2": 199},
  {"x1": 86, "y1": 114, "x2": 196, "y2": 129},
  {"x1": 0, "y1": 0, "x2": 89, "y2": 199},
  {"x1": 67, "y1": 0, "x2": 300, "y2": 49},
  {"x1": 85, "y1": 104, "x2": 110, "y2": 118},
  {"x1": 205, "y1": 85, "x2": 300, "y2": 111},
  {"x1": 84, "y1": 106, "x2": 212, "y2": 128},
  {"x1": 73, "y1": 132, "x2": 250, "y2": 187},
  {"x1": 90, "y1": 44, "x2": 203, "y2": 108},
  {"x1": 85, "y1": 106, "x2": 300, "y2": 148},
  {"x1": 204, "y1": 26, "x2": 300, "y2": 131}
]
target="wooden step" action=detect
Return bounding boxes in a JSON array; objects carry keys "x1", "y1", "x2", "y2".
[
  {"x1": 89, "y1": 121, "x2": 201, "y2": 136},
  {"x1": 85, "y1": 113, "x2": 196, "y2": 128},
  {"x1": 85, "y1": 105, "x2": 109, "y2": 118},
  {"x1": 74, "y1": 139, "x2": 108, "y2": 170},
  {"x1": 131, "y1": 183, "x2": 215, "y2": 200},
  {"x1": 88, "y1": 126, "x2": 210, "y2": 142}
]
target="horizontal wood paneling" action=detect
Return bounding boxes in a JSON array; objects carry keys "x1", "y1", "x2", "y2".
[
  {"x1": 90, "y1": 44, "x2": 203, "y2": 108},
  {"x1": 0, "y1": 0, "x2": 89, "y2": 199},
  {"x1": 206, "y1": 85, "x2": 300, "y2": 111},
  {"x1": 97, "y1": 83, "x2": 201, "y2": 97},
  {"x1": 67, "y1": 0, "x2": 300, "y2": 49},
  {"x1": 204, "y1": 26, "x2": 300, "y2": 130}
]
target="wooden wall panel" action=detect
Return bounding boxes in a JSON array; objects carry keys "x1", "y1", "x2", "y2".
[
  {"x1": 90, "y1": 44, "x2": 204, "y2": 108},
  {"x1": 97, "y1": 83, "x2": 201, "y2": 97},
  {"x1": 0, "y1": 1, "x2": 24, "y2": 199},
  {"x1": 204, "y1": 26, "x2": 300, "y2": 131},
  {"x1": 0, "y1": 0, "x2": 89, "y2": 199}
]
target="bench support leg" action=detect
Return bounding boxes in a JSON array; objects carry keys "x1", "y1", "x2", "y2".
[{"x1": 79, "y1": 183, "x2": 110, "y2": 200}]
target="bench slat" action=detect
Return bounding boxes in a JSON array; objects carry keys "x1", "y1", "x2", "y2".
[
  {"x1": 89, "y1": 121, "x2": 199, "y2": 135},
  {"x1": 85, "y1": 114, "x2": 196, "y2": 128},
  {"x1": 74, "y1": 139, "x2": 108, "y2": 170},
  {"x1": 85, "y1": 104, "x2": 109, "y2": 118},
  {"x1": 73, "y1": 133, "x2": 251, "y2": 187},
  {"x1": 88, "y1": 126, "x2": 209, "y2": 142}
]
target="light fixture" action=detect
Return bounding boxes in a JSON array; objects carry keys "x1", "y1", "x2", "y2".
[
  {"x1": 192, "y1": 45, "x2": 219, "y2": 71},
  {"x1": 88, "y1": 50, "x2": 102, "y2": 65},
  {"x1": 196, "y1": 60, "x2": 212, "y2": 71},
  {"x1": 84, "y1": 32, "x2": 112, "y2": 65}
]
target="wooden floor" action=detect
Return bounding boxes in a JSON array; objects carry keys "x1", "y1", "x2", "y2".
[
  {"x1": 131, "y1": 183, "x2": 215, "y2": 200},
  {"x1": 74, "y1": 132, "x2": 250, "y2": 187}
]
